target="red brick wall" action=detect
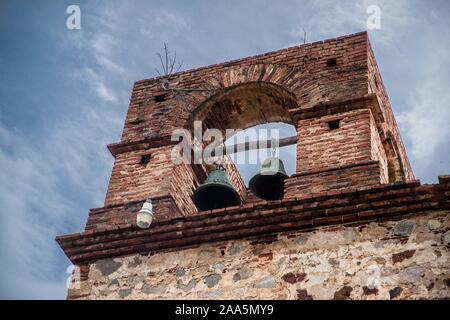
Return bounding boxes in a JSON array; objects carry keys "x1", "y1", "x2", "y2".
[
  {"x1": 169, "y1": 163, "x2": 199, "y2": 216},
  {"x1": 120, "y1": 32, "x2": 370, "y2": 143},
  {"x1": 285, "y1": 161, "x2": 381, "y2": 196},
  {"x1": 370, "y1": 111, "x2": 389, "y2": 183},
  {"x1": 104, "y1": 146, "x2": 174, "y2": 206},
  {"x1": 92, "y1": 32, "x2": 414, "y2": 230},
  {"x1": 296, "y1": 109, "x2": 373, "y2": 174}
]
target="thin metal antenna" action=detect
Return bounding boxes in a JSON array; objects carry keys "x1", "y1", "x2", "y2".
[{"x1": 271, "y1": 138, "x2": 277, "y2": 158}]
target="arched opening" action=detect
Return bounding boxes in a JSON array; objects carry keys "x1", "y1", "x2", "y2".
[
  {"x1": 191, "y1": 81, "x2": 298, "y2": 132},
  {"x1": 188, "y1": 81, "x2": 298, "y2": 208}
]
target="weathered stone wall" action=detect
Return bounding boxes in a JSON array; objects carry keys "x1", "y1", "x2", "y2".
[{"x1": 69, "y1": 211, "x2": 450, "y2": 300}]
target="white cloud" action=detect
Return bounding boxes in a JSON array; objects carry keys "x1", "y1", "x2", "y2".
[
  {"x1": 156, "y1": 9, "x2": 191, "y2": 31},
  {"x1": 398, "y1": 41, "x2": 450, "y2": 161},
  {"x1": 0, "y1": 101, "x2": 121, "y2": 298},
  {"x1": 288, "y1": 0, "x2": 416, "y2": 46},
  {"x1": 95, "y1": 54, "x2": 126, "y2": 74},
  {"x1": 138, "y1": 8, "x2": 191, "y2": 39},
  {"x1": 91, "y1": 33, "x2": 117, "y2": 57},
  {"x1": 76, "y1": 67, "x2": 119, "y2": 103}
]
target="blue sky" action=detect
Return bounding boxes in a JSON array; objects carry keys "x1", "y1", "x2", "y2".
[{"x1": 0, "y1": 0, "x2": 449, "y2": 299}]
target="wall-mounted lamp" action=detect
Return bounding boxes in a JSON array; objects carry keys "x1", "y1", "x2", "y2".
[{"x1": 137, "y1": 199, "x2": 154, "y2": 229}]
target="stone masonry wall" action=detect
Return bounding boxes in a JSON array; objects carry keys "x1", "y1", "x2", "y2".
[{"x1": 69, "y1": 210, "x2": 450, "y2": 300}]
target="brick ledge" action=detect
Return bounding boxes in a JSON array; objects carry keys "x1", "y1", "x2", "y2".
[{"x1": 56, "y1": 177, "x2": 450, "y2": 264}]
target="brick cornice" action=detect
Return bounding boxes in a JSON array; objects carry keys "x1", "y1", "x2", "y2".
[{"x1": 56, "y1": 178, "x2": 450, "y2": 264}]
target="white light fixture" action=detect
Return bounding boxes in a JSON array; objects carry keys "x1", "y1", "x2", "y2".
[{"x1": 137, "y1": 199, "x2": 154, "y2": 229}]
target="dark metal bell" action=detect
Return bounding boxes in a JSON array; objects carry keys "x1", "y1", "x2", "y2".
[
  {"x1": 249, "y1": 157, "x2": 288, "y2": 200},
  {"x1": 192, "y1": 165, "x2": 241, "y2": 211}
]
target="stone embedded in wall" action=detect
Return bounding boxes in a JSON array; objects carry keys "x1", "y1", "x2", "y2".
[
  {"x1": 108, "y1": 279, "x2": 119, "y2": 287},
  {"x1": 175, "y1": 269, "x2": 186, "y2": 277},
  {"x1": 362, "y1": 286, "x2": 378, "y2": 295},
  {"x1": 295, "y1": 234, "x2": 309, "y2": 245},
  {"x1": 282, "y1": 272, "x2": 306, "y2": 284},
  {"x1": 328, "y1": 258, "x2": 340, "y2": 267},
  {"x1": 427, "y1": 219, "x2": 441, "y2": 232},
  {"x1": 128, "y1": 256, "x2": 142, "y2": 268},
  {"x1": 95, "y1": 259, "x2": 122, "y2": 277},
  {"x1": 255, "y1": 275, "x2": 276, "y2": 289},
  {"x1": 444, "y1": 279, "x2": 450, "y2": 288},
  {"x1": 177, "y1": 279, "x2": 198, "y2": 291},
  {"x1": 118, "y1": 288, "x2": 132, "y2": 298},
  {"x1": 398, "y1": 266, "x2": 425, "y2": 283},
  {"x1": 212, "y1": 263, "x2": 225, "y2": 272},
  {"x1": 389, "y1": 287, "x2": 403, "y2": 299},
  {"x1": 296, "y1": 289, "x2": 313, "y2": 300},
  {"x1": 443, "y1": 231, "x2": 450, "y2": 246},
  {"x1": 343, "y1": 228, "x2": 361, "y2": 241},
  {"x1": 233, "y1": 267, "x2": 253, "y2": 282},
  {"x1": 392, "y1": 220, "x2": 415, "y2": 236},
  {"x1": 392, "y1": 250, "x2": 416, "y2": 264},
  {"x1": 142, "y1": 284, "x2": 166, "y2": 295},
  {"x1": 333, "y1": 286, "x2": 353, "y2": 300},
  {"x1": 200, "y1": 290, "x2": 223, "y2": 298},
  {"x1": 204, "y1": 274, "x2": 221, "y2": 288}
]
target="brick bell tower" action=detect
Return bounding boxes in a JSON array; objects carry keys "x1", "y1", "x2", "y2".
[{"x1": 57, "y1": 32, "x2": 450, "y2": 300}]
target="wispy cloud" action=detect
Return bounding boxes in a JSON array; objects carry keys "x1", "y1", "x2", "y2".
[
  {"x1": 139, "y1": 8, "x2": 191, "y2": 38},
  {"x1": 77, "y1": 67, "x2": 119, "y2": 103},
  {"x1": 156, "y1": 9, "x2": 191, "y2": 32},
  {"x1": 0, "y1": 105, "x2": 121, "y2": 298},
  {"x1": 0, "y1": 2, "x2": 194, "y2": 299},
  {"x1": 288, "y1": 0, "x2": 416, "y2": 46},
  {"x1": 397, "y1": 34, "x2": 450, "y2": 180}
]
